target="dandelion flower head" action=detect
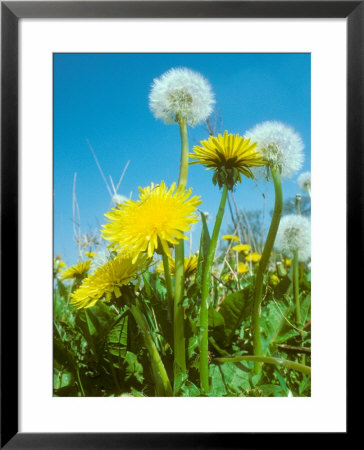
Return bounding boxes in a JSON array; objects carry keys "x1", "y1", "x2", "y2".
[
  {"x1": 149, "y1": 67, "x2": 215, "y2": 126},
  {"x1": 222, "y1": 235, "x2": 240, "y2": 242},
  {"x1": 190, "y1": 131, "x2": 266, "y2": 190},
  {"x1": 102, "y1": 181, "x2": 201, "y2": 262},
  {"x1": 245, "y1": 121, "x2": 304, "y2": 179},
  {"x1": 245, "y1": 252, "x2": 262, "y2": 263},
  {"x1": 238, "y1": 262, "x2": 249, "y2": 274},
  {"x1": 157, "y1": 254, "x2": 198, "y2": 279},
  {"x1": 270, "y1": 274, "x2": 280, "y2": 286},
  {"x1": 70, "y1": 253, "x2": 149, "y2": 309},
  {"x1": 297, "y1": 171, "x2": 311, "y2": 193},
  {"x1": 232, "y1": 244, "x2": 251, "y2": 253},
  {"x1": 53, "y1": 256, "x2": 66, "y2": 270},
  {"x1": 275, "y1": 214, "x2": 311, "y2": 262},
  {"x1": 60, "y1": 260, "x2": 91, "y2": 280}
]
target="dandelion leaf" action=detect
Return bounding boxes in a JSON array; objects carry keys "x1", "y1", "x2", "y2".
[
  {"x1": 196, "y1": 210, "x2": 211, "y2": 287},
  {"x1": 217, "y1": 286, "x2": 253, "y2": 346},
  {"x1": 124, "y1": 351, "x2": 144, "y2": 384},
  {"x1": 209, "y1": 362, "x2": 251, "y2": 396}
]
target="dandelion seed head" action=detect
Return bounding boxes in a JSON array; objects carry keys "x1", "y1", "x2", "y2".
[
  {"x1": 245, "y1": 121, "x2": 304, "y2": 179},
  {"x1": 149, "y1": 67, "x2": 215, "y2": 126},
  {"x1": 297, "y1": 171, "x2": 311, "y2": 193},
  {"x1": 275, "y1": 214, "x2": 311, "y2": 262}
]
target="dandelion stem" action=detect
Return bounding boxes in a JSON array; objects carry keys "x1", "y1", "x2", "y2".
[
  {"x1": 293, "y1": 194, "x2": 302, "y2": 324},
  {"x1": 296, "y1": 194, "x2": 301, "y2": 215},
  {"x1": 215, "y1": 355, "x2": 311, "y2": 376},
  {"x1": 178, "y1": 118, "x2": 189, "y2": 188},
  {"x1": 161, "y1": 248, "x2": 174, "y2": 320},
  {"x1": 130, "y1": 302, "x2": 173, "y2": 396},
  {"x1": 293, "y1": 249, "x2": 301, "y2": 323},
  {"x1": 200, "y1": 184, "x2": 228, "y2": 393},
  {"x1": 252, "y1": 166, "x2": 283, "y2": 374},
  {"x1": 173, "y1": 117, "x2": 190, "y2": 387}
]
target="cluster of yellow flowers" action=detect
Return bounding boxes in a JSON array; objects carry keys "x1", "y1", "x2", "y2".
[
  {"x1": 65, "y1": 130, "x2": 266, "y2": 309},
  {"x1": 221, "y1": 234, "x2": 262, "y2": 281}
]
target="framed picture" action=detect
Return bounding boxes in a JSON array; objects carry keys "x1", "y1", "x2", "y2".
[{"x1": 1, "y1": 1, "x2": 357, "y2": 447}]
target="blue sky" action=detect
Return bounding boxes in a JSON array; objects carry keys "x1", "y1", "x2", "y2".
[{"x1": 54, "y1": 53, "x2": 310, "y2": 264}]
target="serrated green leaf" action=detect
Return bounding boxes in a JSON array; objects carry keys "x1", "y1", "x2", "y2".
[
  {"x1": 124, "y1": 351, "x2": 144, "y2": 384},
  {"x1": 217, "y1": 287, "x2": 253, "y2": 346},
  {"x1": 54, "y1": 370, "x2": 73, "y2": 390},
  {"x1": 196, "y1": 211, "x2": 211, "y2": 287},
  {"x1": 187, "y1": 335, "x2": 199, "y2": 359},
  {"x1": 108, "y1": 314, "x2": 129, "y2": 359},
  {"x1": 274, "y1": 328, "x2": 300, "y2": 344},
  {"x1": 209, "y1": 362, "x2": 251, "y2": 396},
  {"x1": 180, "y1": 381, "x2": 200, "y2": 397},
  {"x1": 208, "y1": 308, "x2": 225, "y2": 329},
  {"x1": 300, "y1": 294, "x2": 311, "y2": 325}
]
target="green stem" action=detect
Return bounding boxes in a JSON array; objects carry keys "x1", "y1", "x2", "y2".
[
  {"x1": 215, "y1": 355, "x2": 311, "y2": 376},
  {"x1": 76, "y1": 366, "x2": 86, "y2": 397},
  {"x1": 294, "y1": 195, "x2": 301, "y2": 324},
  {"x1": 130, "y1": 303, "x2": 173, "y2": 396},
  {"x1": 173, "y1": 118, "x2": 190, "y2": 388},
  {"x1": 296, "y1": 194, "x2": 301, "y2": 215},
  {"x1": 200, "y1": 184, "x2": 228, "y2": 394},
  {"x1": 293, "y1": 249, "x2": 301, "y2": 324},
  {"x1": 161, "y1": 248, "x2": 174, "y2": 320},
  {"x1": 177, "y1": 118, "x2": 189, "y2": 188},
  {"x1": 252, "y1": 166, "x2": 283, "y2": 374}
]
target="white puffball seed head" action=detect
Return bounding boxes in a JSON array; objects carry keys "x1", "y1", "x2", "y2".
[
  {"x1": 275, "y1": 214, "x2": 311, "y2": 262},
  {"x1": 245, "y1": 121, "x2": 304, "y2": 179},
  {"x1": 297, "y1": 171, "x2": 311, "y2": 193},
  {"x1": 149, "y1": 67, "x2": 215, "y2": 126}
]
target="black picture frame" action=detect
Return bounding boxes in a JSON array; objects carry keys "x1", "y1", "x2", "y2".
[{"x1": 1, "y1": 1, "x2": 358, "y2": 448}]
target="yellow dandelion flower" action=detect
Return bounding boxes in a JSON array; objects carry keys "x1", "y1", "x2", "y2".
[
  {"x1": 53, "y1": 258, "x2": 66, "y2": 270},
  {"x1": 60, "y1": 260, "x2": 91, "y2": 280},
  {"x1": 232, "y1": 244, "x2": 251, "y2": 253},
  {"x1": 238, "y1": 262, "x2": 249, "y2": 274},
  {"x1": 285, "y1": 258, "x2": 292, "y2": 267},
  {"x1": 157, "y1": 254, "x2": 198, "y2": 279},
  {"x1": 189, "y1": 131, "x2": 267, "y2": 189},
  {"x1": 245, "y1": 252, "x2": 262, "y2": 263},
  {"x1": 222, "y1": 235, "x2": 240, "y2": 242},
  {"x1": 102, "y1": 181, "x2": 201, "y2": 262},
  {"x1": 70, "y1": 253, "x2": 149, "y2": 309},
  {"x1": 270, "y1": 274, "x2": 280, "y2": 286},
  {"x1": 223, "y1": 273, "x2": 234, "y2": 282},
  {"x1": 85, "y1": 251, "x2": 96, "y2": 258}
]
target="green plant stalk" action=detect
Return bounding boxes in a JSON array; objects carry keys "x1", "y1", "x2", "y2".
[
  {"x1": 177, "y1": 117, "x2": 189, "y2": 188},
  {"x1": 215, "y1": 355, "x2": 311, "y2": 376},
  {"x1": 293, "y1": 249, "x2": 301, "y2": 324},
  {"x1": 173, "y1": 117, "x2": 190, "y2": 386},
  {"x1": 294, "y1": 195, "x2": 302, "y2": 324},
  {"x1": 161, "y1": 249, "x2": 174, "y2": 320},
  {"x1": 251, "y1": 166, "x2": 283, "y2": 374},
  {"x1": 76, "y1": 366, "x2": 86, "y2": 397},
  {"x1": 200, "y1": 184, "x2": 228, "y2": 394},
  {"x1": 130, "y1": 303, "x2": 173, "y2": 396},
  {"x1": 296, "y1": 194, "x2": 301, "y2": 215}
]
